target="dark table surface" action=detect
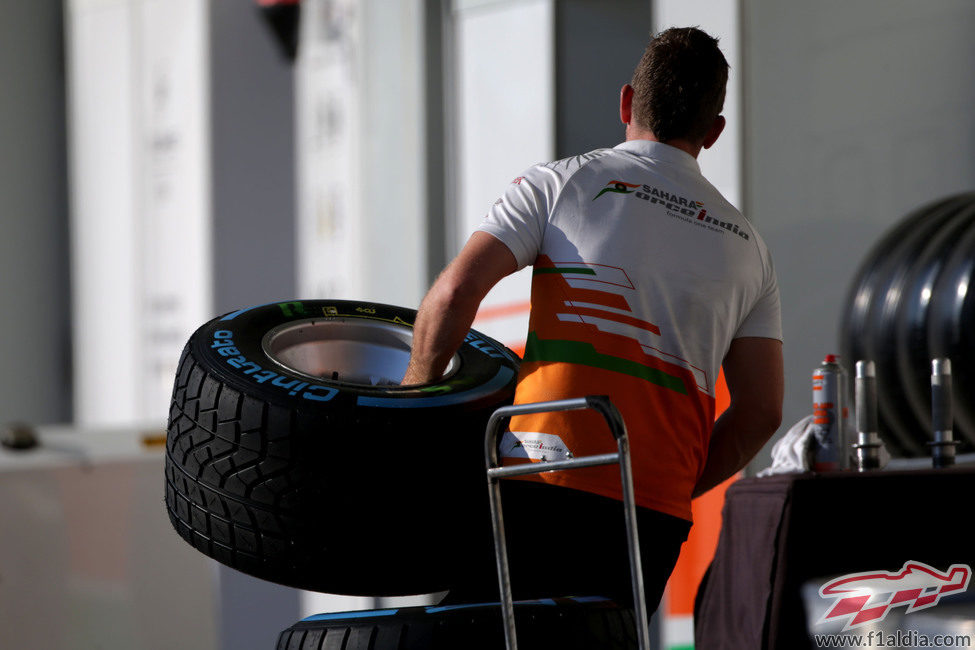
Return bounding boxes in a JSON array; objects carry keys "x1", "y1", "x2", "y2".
[{"x1": 694, "y1": 466, "x2": 975, "y2": 649}]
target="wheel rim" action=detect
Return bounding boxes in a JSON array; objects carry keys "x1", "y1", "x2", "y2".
[{"x1": 262, "y1": 317, "x2": 460, "y2": 387}]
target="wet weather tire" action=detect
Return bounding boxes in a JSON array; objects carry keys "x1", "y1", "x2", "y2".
[
  {"x1": 275, "y1": 599, "x2": 637, "y2": 650},
  {"x1": 164, "y1": 300, "x2": 518, "y2": 595},
  {"x1": 840, "y1": 193, "x2": 975, "y2": 455}
]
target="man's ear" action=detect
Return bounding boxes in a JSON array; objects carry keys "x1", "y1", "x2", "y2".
[
  {"x1": 702, "y1": 115, "x2": 726, "y2": 150},
  {"x1": 620, "y1": 84, "x2": 634, "y2": 125}
]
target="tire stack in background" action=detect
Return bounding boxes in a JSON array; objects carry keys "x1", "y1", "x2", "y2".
[{"x1": 841, "y1": 192, "x2": 975, "y2": 458}]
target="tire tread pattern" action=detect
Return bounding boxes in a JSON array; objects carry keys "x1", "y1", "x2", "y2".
[
  {"x1": 166, "y1": 345, "x2": 313, "y2": 585},
  {"x1": 165, "y1": 301, "x2": 517, "y2": 594},
  {"x1": 275, "y1": 601, "x2": 637, "y2": 650}
]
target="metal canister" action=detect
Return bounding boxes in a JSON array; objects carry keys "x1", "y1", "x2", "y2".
[
  {"x1": 853, "y1": 360, "x2": 883, "y2": 471},
  {"x1": 929, "y1": 358, "x2": 958, "y2": 468},
  {"x1": 812, "y1": 354, "x2": 848, "y2": 470}
]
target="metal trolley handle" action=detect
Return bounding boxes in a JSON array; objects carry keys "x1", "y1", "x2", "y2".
[{"x1": 484, "y1": 395, "x2": 650, "y2": 650}]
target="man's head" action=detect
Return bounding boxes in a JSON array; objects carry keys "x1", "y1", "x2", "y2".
[{"x1": 623, "y1": 27, "x2": 729, "y2": 151}]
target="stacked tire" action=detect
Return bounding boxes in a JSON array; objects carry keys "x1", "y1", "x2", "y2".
[
  {"x1": 840, "y1": 193, "x2": 975, "y2": 456},
  {"x1": 275, "y1": 598, "x2": 636, "y2": 650}
]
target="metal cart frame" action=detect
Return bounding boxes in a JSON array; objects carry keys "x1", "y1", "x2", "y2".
[{"x1": 484, "y1": 395, "x2": 650, "y2": 650}]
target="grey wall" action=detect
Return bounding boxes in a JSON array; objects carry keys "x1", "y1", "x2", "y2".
[
  {"x1": 424, "y1": 0, "x2": 448, "y2": 283},
  {"x1": 0, "y1": 0, "x2": 72, "y2": 425},
  {"x1": 210, "y1": 0, "x2": 297, "y2": 315},
  {"x1": 743, "y1": 0, "x2": 975, "y2": 463},
  {"x1": 554, "y1": 0, "x2": 653, "y2": 157}
]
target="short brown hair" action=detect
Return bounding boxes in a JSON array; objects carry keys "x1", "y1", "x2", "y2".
[{"x1": 630, "y1": 27, "x2": 729, "y2": 143}]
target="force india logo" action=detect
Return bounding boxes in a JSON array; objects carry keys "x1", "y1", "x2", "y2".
[
  {"x1": 593, "y1": 179, "x2": 749, "y2": 241},
  {"x1": 818, "y1": 561, "x2": 971, "y2": 630}
]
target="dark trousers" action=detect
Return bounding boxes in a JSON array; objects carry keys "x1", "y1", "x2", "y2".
[{"x1": 443, "y1": 480, "x2": 692, "y2": 613}]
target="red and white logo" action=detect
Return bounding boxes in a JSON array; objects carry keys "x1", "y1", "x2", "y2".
[{"x1": 818, "y1": 561, "x2": 971, "y2": 630}]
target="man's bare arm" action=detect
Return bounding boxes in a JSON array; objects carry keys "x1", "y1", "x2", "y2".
[
  {"x1": 692, "y1": 337, "x2": 784, "y2": 498},
  {"x1": 402, "y1": 232, "x2": 518, "y2": 385}
]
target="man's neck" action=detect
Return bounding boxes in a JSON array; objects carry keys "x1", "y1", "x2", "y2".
[{"x1": 625, "y1": 124, "x2": 702, "y2": 159}]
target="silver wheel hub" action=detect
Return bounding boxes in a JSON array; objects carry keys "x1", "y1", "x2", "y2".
[{"x1": 262, "y1": 318, "x2": 459, "y2": 387}]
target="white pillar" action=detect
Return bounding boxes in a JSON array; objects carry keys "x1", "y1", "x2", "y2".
[
  {"x1": 66, "y1": 0, "x2": 212, "y2": 426},
  {"x1": 450, "y1": 0, "x2": 556, "y2": 349},
  {"x1": 296, "y1": 0, "x2": 427, "y2": 309}
]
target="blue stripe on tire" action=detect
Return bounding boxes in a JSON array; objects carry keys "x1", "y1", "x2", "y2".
[
  {"x1": 425, "y1": 598, "x2": 561, "y2": 614},
  {"x1": 301, "y1": 608, "x2": 400, "y2": 622},
  {"x1": 219, "y1": 301, "x2": 285, "y2": 321}
]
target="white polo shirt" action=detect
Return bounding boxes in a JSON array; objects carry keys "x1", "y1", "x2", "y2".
[{"x1": 477, "y1": 140, "x2": 781, "y2": 521}]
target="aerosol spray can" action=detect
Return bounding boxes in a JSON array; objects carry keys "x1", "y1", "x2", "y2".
[{"x1": 812, "y1": 355, "x2": 848, "y2": 470}]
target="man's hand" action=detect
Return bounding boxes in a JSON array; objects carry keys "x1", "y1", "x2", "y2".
[
  {"x1": 402, "y1": 232, "x2": 518, "y2": 385},
  {"x1": 692, "y1": 337, "x2": 784, "y2": 498}
]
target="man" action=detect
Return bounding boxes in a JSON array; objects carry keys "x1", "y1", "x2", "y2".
[{"x1": 404, "y1": 27, "x2": 783, "y2": 612}]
